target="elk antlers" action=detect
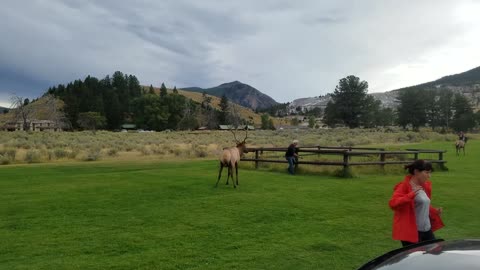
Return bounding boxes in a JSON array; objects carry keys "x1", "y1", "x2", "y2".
[{"x1": 230, "y1": 125, "x2": 248, "y2": 143}]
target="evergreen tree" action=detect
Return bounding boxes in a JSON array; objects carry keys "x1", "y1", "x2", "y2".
[
  {"x1": 77, "y1": 111, "x2": 106, "y2": 134},
  {"x1": 160, "y1": 83, "x2": 167, "y2": 97},
  {"x1": 173, "y1": 86, "x2": 178, "y2": 94},
  {"x1": 396, "y1": 88, "x2": 428, "y2": 131},
  {"x1": 437, "y1": 89, "x2": 454, "y2": 130},
  {"x1": 261, "y1": 114, "x2": 274, "y2": 129},
  {"x1": 424, "y1": 89, "x2": 441, "y2": 131},
  {"x1": 451, "y1": 93, "x2": 475, "y2": 131},
  {"x1": 112, "y1": 71, "x2": 129, "y2": 121},
  {"x1": 326, "y1": 75, "x2": 370, "y2": 128},
  {"x1": 323, "y1": 100, "x2": 339, "y2": 128},
  {"x1": 149, "y1": 85, "x2": 155, "y2": 94},
  {"x1": 358, "y1": 95, "x2": 381, "y2": 128},
  {"x1": 103, "y1": 89, "x2": 122, "y2": 130},
  {"x1": 166, "y1": 93, "x2": 187, "y2": 129},
  {"x1": 127, "y1": 75, "x2": 142, "y2": 98},
  {"x1": 219, "y1": 94, "x2": 229, "y2": 124},
  {"x1": 376, "y1": 107, "x2": 396, "y2": 127},
  {"x1": 131, "y1": 95, "x2": 170, "y2": 131}
]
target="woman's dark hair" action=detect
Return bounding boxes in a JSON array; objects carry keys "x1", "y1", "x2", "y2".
[{"x1": 404, "y1": 160, "x2": 433, "y2": 175}]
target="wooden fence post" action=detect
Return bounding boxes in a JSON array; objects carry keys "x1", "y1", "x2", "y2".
[
  {"x1": 343, "y1": 152, "x2": 350, "y2": 177},
  {"x1": 380, "y1": 152, "x2": 386, "y2": 170},
  {"x1": 414, "y1": 152, "x2": 419, "y2": 160},
  {"x1": 294, "y1": 156, "x2": 299, "y2": 171},
  {"x1": 255, "y1": 149, "x2": 259, "y2": 169},
  {"x1": 439, "y1": 152, "x2": 447, "y2": 170}
]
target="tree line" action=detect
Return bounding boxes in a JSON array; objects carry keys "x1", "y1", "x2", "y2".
[
  {"x1": 43, "y1": 71, "x2": 247, "y2": 131},
  {"x1": 10, "y1": 71, "x2": 478, "y2": 132},
  {"x1": 321, "y1": 75, "x2": 480, "y2": 131}
]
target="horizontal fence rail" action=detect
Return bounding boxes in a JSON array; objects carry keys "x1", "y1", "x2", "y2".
[{"x1": 242, "y1": 146, "x2": 446, "y2": 173}]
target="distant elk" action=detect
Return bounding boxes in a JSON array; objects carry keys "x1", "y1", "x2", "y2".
[
  {"x1": 455, "y1": 140, "x2": 466, "y2": 156},
  {"x1": 215, "y1": 128, "x2": 249, "y2": 188}
]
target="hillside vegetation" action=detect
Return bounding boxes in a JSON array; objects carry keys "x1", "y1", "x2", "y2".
[{"x1": 146, "y1": 85, "x2": 264, "y2": 125}]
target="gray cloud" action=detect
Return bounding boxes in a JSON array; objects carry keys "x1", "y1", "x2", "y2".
[{"x1": 0, "y1": 0, "x2": 479, "y2": 107}]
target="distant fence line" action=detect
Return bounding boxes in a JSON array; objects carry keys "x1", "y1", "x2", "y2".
[{"x1": 242, "y1": 146, "x2": 446, "y2": 174}]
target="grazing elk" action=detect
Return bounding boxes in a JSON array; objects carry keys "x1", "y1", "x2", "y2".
[
  {"x1": 455, "y1": 140, "x2": 466, "y2": 156},
  {"x1": 215, "y1": 128, "x2": 249, "y2": 188}
]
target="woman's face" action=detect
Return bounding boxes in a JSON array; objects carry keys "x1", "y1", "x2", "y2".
[{"x1": 415, "y1": 170, "x2": 431, "y2": 183}]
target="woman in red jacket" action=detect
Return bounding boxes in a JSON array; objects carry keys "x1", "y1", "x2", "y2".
[{"x1": 389, "y1": 160, "x2": 444, "y2": 247}]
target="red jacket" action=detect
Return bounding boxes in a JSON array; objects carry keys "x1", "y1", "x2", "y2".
[{"x1": 389, "y1": 175, "x2": 444, "y2": 243}]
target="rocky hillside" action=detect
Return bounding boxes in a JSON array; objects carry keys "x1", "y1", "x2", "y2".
[
  {"x1": 290, "y1": 65, "x2": 480, "y2": 112},
  {"x1": 392, "y1": 65, "x2": 480, "y2": 108},
  {"x1": 182, "y1": 81, "x2": 278, "y2": 110},
  {"x1": 288, "y1": 91, "x2": 399, "y2": 113}
]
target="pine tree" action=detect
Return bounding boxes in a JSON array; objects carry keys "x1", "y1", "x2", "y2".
[
  {"x1": 326, "y1": 75, "x2": 371, "y2": 128},
  {"x1": 160, "y1": 83, "x2": 167, "y2": 97},
  {"x1": 219, "y1": 94, "x2": 229, "y2": 124}
]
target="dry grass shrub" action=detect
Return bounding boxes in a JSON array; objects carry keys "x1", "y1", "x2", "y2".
[
  {"x1": 0, "y1": 148, "x2": 17, "y2": 161},
  {"x1": 0, "y1": 155, "x2": 10, "y2": 165},
  {"x1": 84, "y1": 148, "x2": 101, "y2": 161},
  {"x1": 107, "y1": 148, "x2": 119, "y2": 157},
  {"x1": 24, "y1": 150, "x2": 42, "y2": 163}
]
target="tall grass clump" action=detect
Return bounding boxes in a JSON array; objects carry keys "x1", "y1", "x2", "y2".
[
  {"x1": 107, "y1": 148, "x2": 119, "y2": 157},
  {"x1": 54, "y1": 148, "x2": 69, "y2": 159},
  {"x1": 193, "y1": 145, "x2": 208, "y2": 158},
  {"x1": 151, "y1": 145, "x2": 165, "y2": 155},
  {"x1": 0, "y1": 154, "x2": 11, "y2": 165},
  {"x1": 25, "y1": 150, "x2": 42, "y2": 163},
  {"x1": 140, "y1": 146, "x2": 152, "y2": 156},
  {"x1": 0, "y1": 148, "x2": 17, "y2": 161},
  {"x1": 84, "y1": 148, "x2": 101, "y2": 161}
]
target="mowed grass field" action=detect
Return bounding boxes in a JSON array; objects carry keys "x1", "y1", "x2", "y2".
[{"x1": 1, "y1": 140, "x2": 479, "y2": 269}]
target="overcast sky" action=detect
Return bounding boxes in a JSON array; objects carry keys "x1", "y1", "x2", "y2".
[{"x1": 1, "y1": 0, "x2": 479, "y2": 107}]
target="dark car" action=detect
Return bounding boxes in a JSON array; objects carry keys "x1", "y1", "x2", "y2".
[{"x1": 357, "y1": 239, "x2": 480, "y2": 270}]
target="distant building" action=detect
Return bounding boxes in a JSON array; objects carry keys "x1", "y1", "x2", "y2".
[
  {"x1": 218, "y1": 125, "x2": 255, "y2": 130},
  {"x1": 121, "y1": 124, "x2": 137, "y2": 131},
  {"x1": 1, "y1": 119, "x2": 62, "y2": 132}
]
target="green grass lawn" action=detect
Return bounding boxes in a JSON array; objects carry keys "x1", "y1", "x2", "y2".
[{"x1": 1, "y1": 140, "x2": 479, "y2": 269}]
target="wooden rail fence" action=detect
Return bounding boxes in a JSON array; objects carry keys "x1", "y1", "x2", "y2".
[{"x1": 242, "y1": 146, "x2": 446, "y2": 173}]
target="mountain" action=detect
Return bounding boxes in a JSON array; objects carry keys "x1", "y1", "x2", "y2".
[
  {"x1": 403, "y1": 66, "x2": 480, "y2": 88},
  {"x1": 385, "y1": 65, "x2": 480, "y2": 109},
  {"x1": 290, "y1": 66, "x2": 480, "y2": 112},
  {"x1": 182, "y1": 81, "x2": 278, "y2": 110},
  {"x1": 0, "y1": 106, "x2": 9, "y2": 113}
]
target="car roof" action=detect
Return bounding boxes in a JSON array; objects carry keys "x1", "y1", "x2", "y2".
[{"x1": 357, "y1": 239, "x2": 480, "y2": 270}]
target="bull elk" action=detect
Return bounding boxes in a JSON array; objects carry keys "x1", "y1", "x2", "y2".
[
  {"x1": 215, "y1": 128, "x2": 249, "y2": 188},
  {"x1": 455, "y1": 140, "x2": 465, "y2": 156}
]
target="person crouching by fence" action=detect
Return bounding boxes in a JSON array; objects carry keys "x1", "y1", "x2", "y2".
[
  {"x1": 389, "y1": 160, "x2": 444, "y2": 247},
  {"x1": 285, "y1": 140, "x2": 299, "y2": 175}
]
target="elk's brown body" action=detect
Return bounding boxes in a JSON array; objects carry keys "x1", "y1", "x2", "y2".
[
  {"x1": 215, "y1": 129, "x2": 248, "y2": 188},
  {"x1": 455, "y1": 140, "x2": 465, "y2": 156}
]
